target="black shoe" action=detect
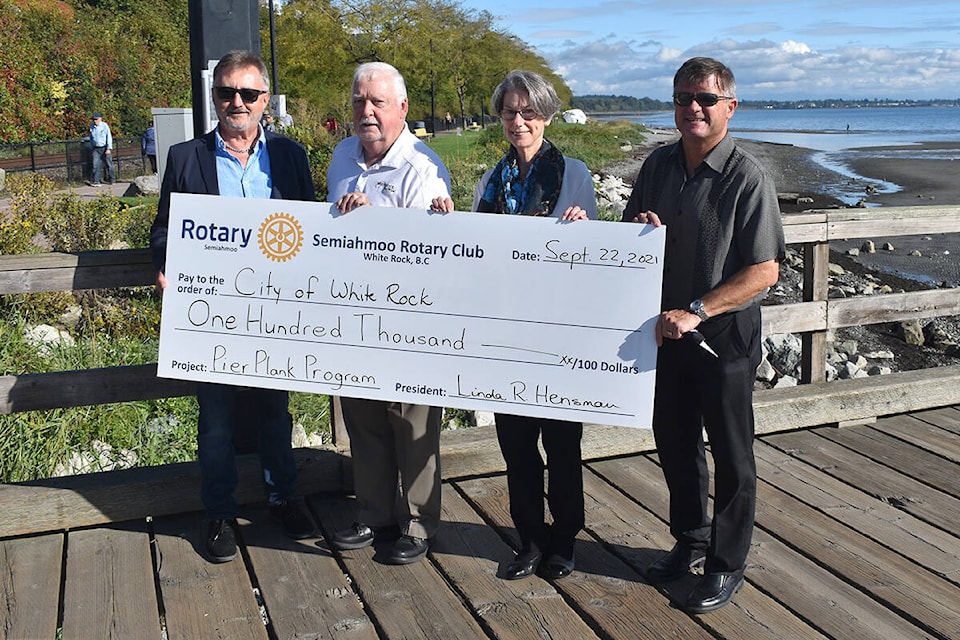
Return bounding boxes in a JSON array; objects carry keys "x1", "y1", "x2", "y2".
[
  {"x1": 685, "y1": 571, "x2": 744, "y2": 613},
  {"x1": 388, "y1": 535, "x2": 429, "y2": 564},
  {"x1": 205, "y1": 519, "x2": 238, "y2": 563},
  {"x1": 647, "y1": 543, "x2": 706, "y2": 582},
  {"x1": 269, "y1": 499, "x2": 316, "y2": 539},
  {"x1": 504, "y1": 549, "x2": 542, "y2": 580},
  {"x1": 331, "y1": 522, "x2": 375, "y2": 550},
  {"x1": 543, "y1": 552, "x2": 575, "y2": 579}
]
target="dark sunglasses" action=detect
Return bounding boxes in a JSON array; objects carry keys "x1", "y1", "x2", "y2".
[
  {"x1": 214, "y1": 86, "x2": 268, "y2": 103},
  {"x1": 673, "y1": 92, "x2": 734, "y2": 107},
  {"x1": 499, "y1": 107, "x2": 539, "y2": 121}
]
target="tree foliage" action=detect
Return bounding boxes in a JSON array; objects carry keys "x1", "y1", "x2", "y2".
[{"x1": 2, "y1": 0, "x2": 569, "y2": 143}]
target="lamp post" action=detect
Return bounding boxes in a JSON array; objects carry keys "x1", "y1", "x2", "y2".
[{"x1": 268, "y1": 0, "x2": 279, "y2": 94}]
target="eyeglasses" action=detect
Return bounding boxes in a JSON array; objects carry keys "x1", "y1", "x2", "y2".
[
  {"x1": 673, "y1": 92, "x2": 734, "y2": 107},
  {"x1": 499, "y1": 108, "x2": 539, "y2": 121},
  {"x1": 214, "y1": 86, "x2": 268, "y2": 103}
]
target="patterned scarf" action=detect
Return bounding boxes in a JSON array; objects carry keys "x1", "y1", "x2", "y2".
[{"x1": 477, "y1": 139, "x2": 565, "y2": 216}]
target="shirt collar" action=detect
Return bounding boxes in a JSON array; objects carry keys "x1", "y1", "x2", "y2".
[
  {"x1": 351, "y1": 128, "x2": 412, "y2": 169},
  {"x1": 214, "y1": 125, "x2": 267, "y2": 154}
]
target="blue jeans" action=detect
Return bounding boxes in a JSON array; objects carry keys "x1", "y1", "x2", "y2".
[
  {"x1": 196, "y1": 382, "x2": 297, "y2": 519},
  {"x1": 91, "y1": 146, "x2": 115, "y2": 183}
]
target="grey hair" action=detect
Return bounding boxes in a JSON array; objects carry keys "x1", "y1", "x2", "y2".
[
  {"x1": 353, "y1": 62, "x2": 408, "y2": 104},
  {"x1": 213, "y1": 50, "x2": 270, "y2": 92},
  {"x1": 674, "y1": 57, "x2": 737, "y2": 98},
  {"x1": 491, "y1": 70, "x2": 562, "y2": 120}
]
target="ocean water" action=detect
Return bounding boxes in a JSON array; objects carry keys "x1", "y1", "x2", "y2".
[{"x1": 634, "y1": 106, "x2": 960, "y2": 204}]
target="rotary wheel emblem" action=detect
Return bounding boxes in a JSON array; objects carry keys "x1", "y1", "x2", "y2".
[{"x1": 258, "y1": 212, "x2": 303, "y2": 262}]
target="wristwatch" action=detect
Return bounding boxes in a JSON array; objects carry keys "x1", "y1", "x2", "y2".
[{"x1": 689, "y1": 299, "x2": 709, "y2": 321}]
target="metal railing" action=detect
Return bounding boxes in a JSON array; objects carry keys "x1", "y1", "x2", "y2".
[{"x1": 0, "y1": 137, "x2": 150, "y2": 182}]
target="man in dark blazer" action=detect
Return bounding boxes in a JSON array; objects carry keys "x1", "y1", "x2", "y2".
[{"x1": 150, "y1": 50, "x2": 317, "y2": 564}]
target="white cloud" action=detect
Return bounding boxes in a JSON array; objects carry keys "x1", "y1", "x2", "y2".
[
  {"x1": 543, "y1": 35, "x2": 960, "y2": 99},
  {"x1": 781, "y1": 40, "x2": 812, "y2": 55}
]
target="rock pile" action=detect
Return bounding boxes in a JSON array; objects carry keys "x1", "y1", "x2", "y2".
[{"x1": 759, "y1": 246, "x2": 960, "y2": 388}]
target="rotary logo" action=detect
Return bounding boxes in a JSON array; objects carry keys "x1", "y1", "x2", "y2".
[{"x1": 258, "y1": 212, "x2": 304, "y2": 262}]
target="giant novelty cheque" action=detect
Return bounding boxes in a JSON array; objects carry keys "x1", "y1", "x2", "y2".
[{"x1": 157, "y1": 193, "x2": 665, "y2": 428}]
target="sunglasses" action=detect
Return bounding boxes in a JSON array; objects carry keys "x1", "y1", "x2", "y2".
[
  {"x1": 499, "y1": 108, "x2": 539, "y2": 121},
  {"x1": 214, "y1": 86, "x2": 268, "y2": 103},
  {"x1": 673, "y1": 92, "x2": 734, "y2": 107}
]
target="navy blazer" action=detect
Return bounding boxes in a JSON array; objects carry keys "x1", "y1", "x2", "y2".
[{"x1": 150, "y1": 130, "x2": 316, "y2": 271}]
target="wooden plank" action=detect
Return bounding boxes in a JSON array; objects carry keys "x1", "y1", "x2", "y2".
[
  {"x1": 828, "y1": 288, "x2": 960, "y2": 328},
  {"x1": 0, "y1": 248, "x2": 155, "y2": 294},
  {"x1": 310, "y1": 493, "x2": 489, "y2": 640},
  {"x1": 433, "y1": 483, "x2": 601, "y2": 640},
  {"x1": 753, "y1": 366, "x2": 960, "y2": 433},
  {"x1": 761, "y1": 300, "x2": 827, "y2": 335},
  {"x1": 61, "y1": 522, "x2": 162, "y2": 640},
  {"x1": 239, "y1": 504, "x2": 377, "y2": 640},
  {"x1": 755, "y1": 478, "x2": 960, "y2": 639},
  {"x1": 748, "y1": 527, "x2": 937, "y2": 639},
  {"x1": 593, "y1": 454, "x2": 938, "y2": 639},
  {"x1": 754, "y1": 440, "x2": 960, "y2": 584},
  {"x1": 910, "y1": 406, "x2": 960, "y2": 435},
  {"x1": 0, "y1": 448, "x2": 344, "y2": 538},
  {"x1": 871, "y1": 413, "x2": 960, "y2": 462},
  {"x1": 817, "y1": 424, "x2": 960, "y2": 498},
  {"x1": 801, "y1": 241, "x2": 830, "y2": 383},
  {"x1": 825, "y1": 206, "x2": 960, "y2": 239},
  {"x1": 459, "y1": 474, "x2": 717, "y2": 640},
  {"x1": 763, "y1": 429, "x2": 960, "y2": 533},
  {"x1": 439, "y1": 423, "x2": 658, "y2": 478},
  {"x1": 0, "y1": 365, "x2": 195, "y2": 414},
  {"x1": 580, "y1": 465, "x2": 826, "y2": 639},
  {"x1": 0, "y1": 534, "x2": 63, "y2": 640},
  {"x1": 153, "y1": 513, "x2": 269, "y2": 640}
]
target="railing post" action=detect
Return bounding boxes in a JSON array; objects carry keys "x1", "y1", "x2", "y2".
[
  {"x1": 330, "y1": 396, "x2": 349, "y2": 446},
  {"x1": 801, "y1": 241, "x2": 830, "y2": 383}
]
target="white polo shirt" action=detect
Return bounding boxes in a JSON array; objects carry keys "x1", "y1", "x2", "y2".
[{"x1": 327, "y1": 128, "x2": 451, "y2": 206}]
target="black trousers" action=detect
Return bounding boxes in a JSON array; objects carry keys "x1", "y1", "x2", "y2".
[
  {"x1": 495, "y1": 413, "x2": 584, "y2": 558},
  {"x1": 653, "y1": 305, "x2": 761, "y2": 574}
]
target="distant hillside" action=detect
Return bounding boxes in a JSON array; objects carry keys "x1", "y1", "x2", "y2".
[{"x1": 572, "y1": 95, "x2": 672, "y2": 113}]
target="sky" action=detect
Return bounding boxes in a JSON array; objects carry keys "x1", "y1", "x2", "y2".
[{"x1": 461, "y1": 0, "x2": 960, "y2": 101}]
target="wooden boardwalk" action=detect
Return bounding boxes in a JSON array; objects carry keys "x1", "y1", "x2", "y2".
[{"x1": 3, "y1": 406, "x2": 960, "y2": 640}]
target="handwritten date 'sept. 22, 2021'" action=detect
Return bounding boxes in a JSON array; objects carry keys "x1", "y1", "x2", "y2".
[{"x1": 159, "y1": 195, "x2": 666, "y2": 428}]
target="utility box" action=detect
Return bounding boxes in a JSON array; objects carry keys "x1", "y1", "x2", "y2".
[{"x1": 152, "y1": 108, "x2": 194, "y2": 186}]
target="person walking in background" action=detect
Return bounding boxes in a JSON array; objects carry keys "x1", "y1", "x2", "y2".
[
  {"x1": 141, "y1": 124, "x2": 157, "y2": 173},
  {"x1": 326, "y1": 61, "x2": 451, "y2": 565},
  {"x1": 149, "y1": 50, "x2": 317, "y2": 564},
  {"x1": 89, "y1": 112, "x2": 115, "y2": 186},
  {"x1": 432, "y1": 70, "x2": 596, "y2": 581},
  {"x1": 622, "y1": 57, "x2": 785, "y2": 613}
]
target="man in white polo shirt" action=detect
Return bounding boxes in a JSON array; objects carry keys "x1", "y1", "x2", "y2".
[{"x1": 326, "y1": 61, "x2": 451, "y2": 565}]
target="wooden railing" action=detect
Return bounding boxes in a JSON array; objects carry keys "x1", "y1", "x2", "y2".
[{"x1": 2, "y1": 205, "x2": 960, "y2": 537}]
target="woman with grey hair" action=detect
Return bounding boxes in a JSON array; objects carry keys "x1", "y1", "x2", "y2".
[{"x1": 434, "y1": 69, "x2": 596, "y2": 581}]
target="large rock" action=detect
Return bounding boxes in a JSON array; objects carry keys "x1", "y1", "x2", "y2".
[
  {"x1": 899, "y1": 320, "x2": 925, "y2": 346},
  {"x1": 132, "y1": 174, "x2": 160, "y2": 196},
  {"x1": 561, "y1": 109, "x2": 587, "y2": 124},
  {"x1": 764, "y1": 333, "x2": 802, "y2": 377}
]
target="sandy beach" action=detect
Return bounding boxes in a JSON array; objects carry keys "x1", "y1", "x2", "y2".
[{"x1": 611, "y1": 130, "x2": 960, "y2": 288}]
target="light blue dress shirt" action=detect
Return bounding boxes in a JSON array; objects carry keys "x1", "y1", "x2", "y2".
[{"x1": 215, "y1": 127, "x2": 272, "y2": 199}]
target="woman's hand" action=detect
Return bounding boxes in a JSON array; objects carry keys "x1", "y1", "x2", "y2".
[
  {"x1": 335, "y1": 192, "x2": 370, "y2": 213},
  {"x1": 430, "y1": 196, "x2": 455, "y2": 212},
  {"x1": 560, "y1": 206, "x2": 589, "y2": 221},
  {"x1": 628, "y1": 210, "x2": 662, "y2": 226}
]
